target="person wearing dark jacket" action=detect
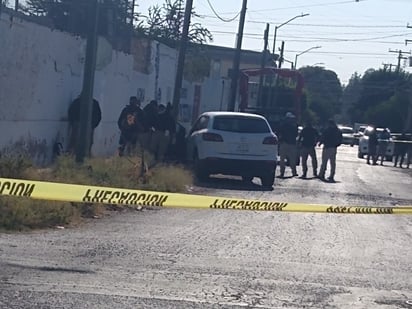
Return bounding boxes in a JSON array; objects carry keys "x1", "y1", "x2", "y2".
[
  {"x1": 318, "y1": 119, "x2": 342, "y2": 182},
  {"x1": 367, "y1": 127, "x2": 379, "y2": 165},
  {"x1": 298, "y1": 120, "x2": 319, "y2": 178},
  {"x1": 117, "y1": 96, "x2": 144, "y2": 156},
  {"x1": 141, "y1": 100, "x2": 158, "y2": 150},
  {"x1": 394, "y1": 132, "x2": 409, "y2": 168},
  {"x1": 277, "y1": 112, "x2": 299, "y2": 178},
  {"x1": 68, "y1": 95, "x2": 102, "y2": 155},
  {"x1": 150, "y1": 104, "x2": 176, "y2": 161}
]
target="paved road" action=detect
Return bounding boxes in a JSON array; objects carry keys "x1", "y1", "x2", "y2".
[{"x1": 1, "y1": 146, "x2": 412, "y2": 308}]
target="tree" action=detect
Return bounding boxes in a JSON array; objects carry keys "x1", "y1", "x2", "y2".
[
  {"x1": 137, "y1": 0, "x2": 212, "y2": 46},
  {"x1": 341, "y1": 72, "x2": 362, "y2": 123},
  {"x1": 347, "y1": 68, "x2": 411, "y2": 131},
  {"x1": 365, "y1": 93, "x2": 409, "y2": 131},
  {"x1": 22, "y1": 0, "x2": 134, "y2": 39},
  {"x1": 298, "y1": 66, "x2": 343, "y2": 124}
]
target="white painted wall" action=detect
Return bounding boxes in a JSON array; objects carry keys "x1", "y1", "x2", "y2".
[{"x1": 0, "y1": 12, "x2": 181, "y2": 161}]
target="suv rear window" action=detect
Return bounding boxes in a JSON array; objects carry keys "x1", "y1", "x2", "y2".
[
  {"x1": 340, "y1": 128, "x2": 353, "y2": 134},
  {"x1": 213, "y1": 116, "x2": 270, "y2": 133}
]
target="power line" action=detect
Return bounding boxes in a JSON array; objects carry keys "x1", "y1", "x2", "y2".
[
  {"x1": 193, "y1": 15, "x2": 407, "y2": 28},
  {"x1": 209, "y1": 30, "x2": 409, "y2": 43},
  {"x1": 246, "y1": 21, "x2": 407, "y2": 28},
  {"x1": 285, "y1": 50, "x2": 393, "y2": 56},
  {"x1": 205, "y1": 0, "x2": 240, "y2": 23},
  {"x1": 208, "y1": 0, "x2": 367, "y2": 15},
  {"x1": 284, "y1": 33, "x2": 410, "y2": 42}
]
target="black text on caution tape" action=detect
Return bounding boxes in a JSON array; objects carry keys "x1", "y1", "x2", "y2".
[{"x1": 82, "y1": 189, "x2": 169, "y2": 206}]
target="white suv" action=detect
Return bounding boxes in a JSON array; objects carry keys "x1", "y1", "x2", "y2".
[
  {"x1": 187, "y1": 112, "x2": 278, "y2": 187},
  {"x1": 358, "y1": 127, "x2": 394, "y2": 160}
]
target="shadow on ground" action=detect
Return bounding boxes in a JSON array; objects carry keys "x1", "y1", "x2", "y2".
[{"x1": 194, "y1": 175, "x2": 274, "y2": 192}]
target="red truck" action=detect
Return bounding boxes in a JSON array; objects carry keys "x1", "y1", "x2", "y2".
[{"x1": 238, "y1": 67, "x2": 305, "y2": 130}]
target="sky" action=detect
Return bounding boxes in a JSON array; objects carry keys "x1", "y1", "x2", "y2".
[{"x1": 136, "y1": 0, "x2": 412, "y2": 85}]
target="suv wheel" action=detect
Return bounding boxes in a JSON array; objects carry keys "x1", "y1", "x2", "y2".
[
  {"x1": 357, "y1": 150, "x2": 363, "y2": 159},
  {"x1": 242, "y1": 176, "x2": 253, "y2": 182},
  {"x1": 194, "y1": 151, "x2": 209, "y2": 181},
  {"x1": 260, "y1": 172, "x2": 275, "y2": 188}
]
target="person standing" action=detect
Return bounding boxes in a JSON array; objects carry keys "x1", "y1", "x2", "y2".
[
  {"x1": 68, "y1": 95, "x2": 102, "y2": 155},
  {"x1": 318, "y1": 119, "x2": 342, "y2": 182},
  {"x1": 406, "y1": 133, "x2": 412, "y2": 168},
  {"x1": 367, "y1": 127, "x2": 378, "y2": 165},
  {"x1": 150, "y1": 104, "x2": 176, "y2": 162},
  {"x1": 277, "y1": 112, "x2": 299, "y2": 178},
  {"x1": 298, "y1": 120, "x2": 319, "y2": 178},
  {"x1": 394, "y1": 132, "x2": 409, "y2": 168},
  {"x1": 377, "y1": 128, "x2": 391, "y2": 165},
  {"x1": 117, "y1": 96, "x2": 144, "y2": 156},
  {"x1": 141, "y1": 100, "x2": 159, "y2": 151}
]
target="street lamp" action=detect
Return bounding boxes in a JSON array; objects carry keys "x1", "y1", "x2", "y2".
[
  {"x1": 283, "y1": 58, "x2": 295, "y2": 69},
  {"x1": 272, "y1": 13, "x2": 309, "y2": 56},
  {"x1": 294, "y1": 46, "x2": 322, "y2": 69}
]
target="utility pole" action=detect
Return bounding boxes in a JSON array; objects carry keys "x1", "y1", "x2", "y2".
[
  {"x1": 278, "y1": 41, "x2": 285, "y2": 69},
  {"x1": 228, "y1": 0, "x2": 247, "y2": 112},
  {"x1": 257, "y1": 23, "x2": 269, "y2": 107},
  {"x1": 382, "y1": 63, "x2": 395, "y2": 72},
  {"x1": 405, "y1": 25, "x2": 412, "y2": 132},
  {"x1": 389, "y1": 49, "x2": 411, "y2": 73},
  {"x1": 172, "y1": 0, "x2": 193, "y2": 120},
  {"x1": 76, "y1": 0, "x2": 100, "y2": 163}
]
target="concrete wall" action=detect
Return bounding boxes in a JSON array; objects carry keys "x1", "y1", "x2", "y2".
[
  {"x1": 0, "y1": 11, "x2": 253, "y2": 163},
  {"x1": 0, "y1": 12, "x2": 182, "y2": 162}
]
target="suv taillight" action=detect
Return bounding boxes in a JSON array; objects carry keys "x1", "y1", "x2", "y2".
[
  {"x1": 263, "y1": 136, "x2": 278, "y2": 145},
  {"x1": 202, "y1": 132, "x2": 223, "y2": 142}
]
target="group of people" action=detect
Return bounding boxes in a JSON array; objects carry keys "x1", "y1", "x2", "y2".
[
  {"x1": 366, "y1": 127, "x2": 391, "y2": 166},
  {"x1": 276, "y1": 113, "x2": 343, "y2": 182},
  {"x1": 117, "y1": 97, "x2": 180, "y2": 162},
  {"x1": 366, "y1": 127, "x2": 411, "y2": 168}
]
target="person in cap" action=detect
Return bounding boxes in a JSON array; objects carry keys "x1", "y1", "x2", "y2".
[
  {"x1": 277, "y1": 112, "x2": 299, "y2": 178},
  {"x1": 318, "y1": 119, "x2": 343, "y2": 182}
]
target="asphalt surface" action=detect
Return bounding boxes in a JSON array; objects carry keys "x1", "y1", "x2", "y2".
[{"x1": 1, "y1": 145, "x2": 412, "y2": 309}]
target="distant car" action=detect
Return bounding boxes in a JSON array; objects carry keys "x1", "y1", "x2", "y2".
[
  {"x1": 186, "y1": 111, "x2": 278, "y2": 187},
  {"x1": 338, "y1": 126, "x2": 355, "y2": 146},
  {"x1": 358, "y1": 127, "x2": 394, "y2": 160},
  {"x1": 353, "y1": 125, "x2": 367, "y2": 145}
]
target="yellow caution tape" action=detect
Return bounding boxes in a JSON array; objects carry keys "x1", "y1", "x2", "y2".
[{"x1": 0, "y1": 177, "x2": 412, "y2": 214}]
